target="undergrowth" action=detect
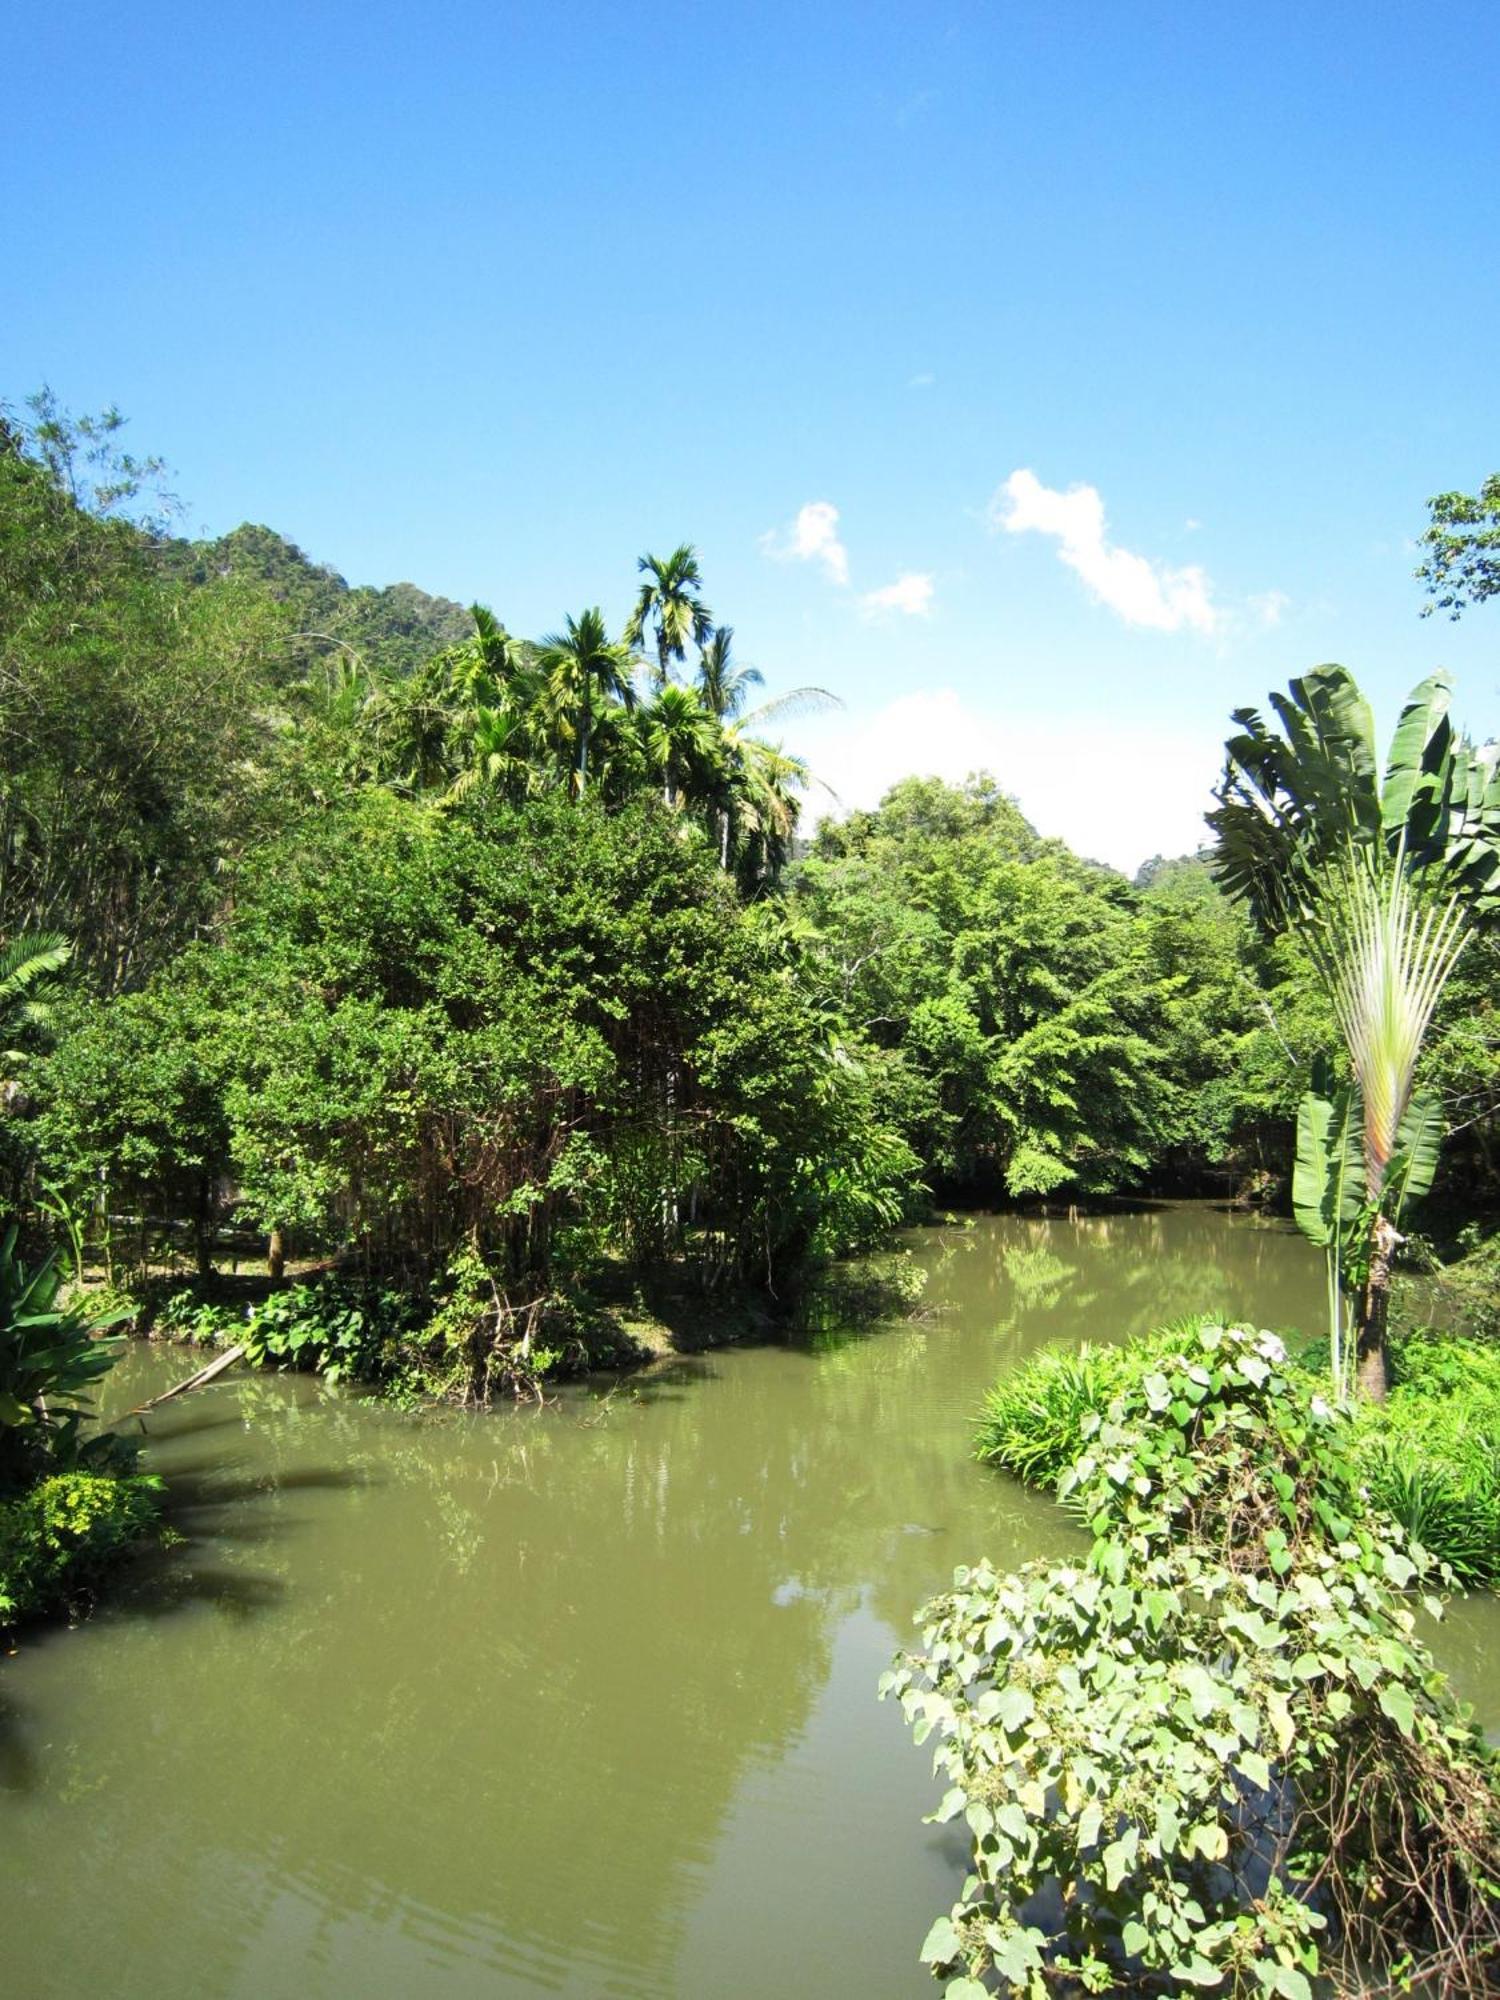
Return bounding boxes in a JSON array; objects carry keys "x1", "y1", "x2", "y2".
[
  {"x1": 0, "y1": 1469, "x2": 161, "y2": 1627},
  {"x1": 887, "y1": 1323, "x2": 1500, "y2": 1999},
  {"x1": 976, "y1": 1323, "x2": 1500, "y2": 1584}
]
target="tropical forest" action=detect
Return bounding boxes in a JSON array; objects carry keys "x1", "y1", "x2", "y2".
[{"x1": 4, "y1": 9, "x2": 1500, "y2": 2000}]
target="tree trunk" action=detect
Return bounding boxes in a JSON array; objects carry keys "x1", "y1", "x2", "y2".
[
  {"x1": 1355, "y1": 1211, "x2": 1399, "y2": 1402},
  {"x1": 195, "y1": 1174, "x2": 214, "y2": 1279},
  {"x1": 268, "y1": 1226, "x2": 285, "y2": 1281}
]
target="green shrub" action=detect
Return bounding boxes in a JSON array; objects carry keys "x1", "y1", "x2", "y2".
[
  {"x1": 974, "y1": 1318, "x2": 1215, "y2": 1487},
  {"x1": 0, "y1": 1469, "x2": 160, "y2": 1625},
  {"x1": 888, "y1": 1324, "x2": 1500, "y2": 1999},
  {"x1": 0, "y1": 1222, "x2": 128, "y2": 1489},
  {"x1": 978, "y1": 1322, "x2": 1500, "y2": 1584}
]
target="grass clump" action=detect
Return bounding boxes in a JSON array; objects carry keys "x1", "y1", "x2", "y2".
[
  {"x1": 1351, "y1": 1332, "x2": 1500, "y2": 1585},
  {"x1": 974, "y1": 1317, "x2": 1211, "y2": 1487}
]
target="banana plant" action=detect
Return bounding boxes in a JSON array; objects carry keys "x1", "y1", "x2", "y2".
[
  {"x1": 1211, "y1": 665, "x2": 1500, "y2": 1398},
  {"x1": 0, "y1": 1223, "x2": 128, "y2": 1486}
]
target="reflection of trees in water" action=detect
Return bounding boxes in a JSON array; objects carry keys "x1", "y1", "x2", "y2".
[
  {"x1": 907, "y1": 1207, "x2": 1325, "y2": 1366},
  {"x1": 9, "y1": 1346, "x2": 1015, "y2": 1997},
  {"x1": 1, "y1": 1211, "x2": 1338, "y2": 1998}
]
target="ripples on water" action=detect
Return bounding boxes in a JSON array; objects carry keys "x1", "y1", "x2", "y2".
[{"x1": 2, "y1": 1205, "x2": 1494, "y2": 1999}]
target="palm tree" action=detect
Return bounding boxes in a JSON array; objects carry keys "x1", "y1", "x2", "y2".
[
  {"x1": 694, "y1": 627, "x2": 840, "y2": 869},
  {"x1": 536, "y1": 608, "x2": 637, "y2": 794},
  {"x1": 696, "y1": 626, "x2": 763, "y2": 720},
  {"x1": 1210, "y1": 664, "x2": 1500, "y2": 1398},
  {"x1": 634, "y1": 685, "x2": 724, "y2": 809},
  {"x1": 624, "y1": 545, "x2": 712, "y2": 689},
  {"x1": 0, "y1": 932, "x2": 72, "y2": 1087}
]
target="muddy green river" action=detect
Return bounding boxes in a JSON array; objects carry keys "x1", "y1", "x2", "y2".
[{"x1": 3, "y1": 1206, "x2": 1496, "y2": 1999}]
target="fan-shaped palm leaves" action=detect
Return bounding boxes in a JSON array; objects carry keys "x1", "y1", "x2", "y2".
[{"x1": 624, "y1": 545, "x2": 713, "y2": 688}]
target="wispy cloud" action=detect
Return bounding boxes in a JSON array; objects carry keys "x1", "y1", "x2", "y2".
[
  {"x1": 990, "y1": 469, "x2": 1219, "y2": 635},
  {"x1": 760, "y1": 500, "x2": 849, "y2": 586},
  {"x1": 1248, "y1": 589, "x2": 1290, "y2": 628},
  {"x1": 861, "y1": 572, "x2": 935, "y2": 618},
  {"x1": 908, "y1": 371, "x2": 935, "y2": 389}
]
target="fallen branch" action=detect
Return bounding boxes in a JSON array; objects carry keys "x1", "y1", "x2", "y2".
[{"x1": 125, "y1": 1344, "x2": 246, "y2": 1416}]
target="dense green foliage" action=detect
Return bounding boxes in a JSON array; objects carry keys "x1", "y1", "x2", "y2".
[
  {"x1": 889, "y1": 1323, "x2": 1500, "y2": 1998},
  {"x1": 976, "y1": 1322, "x2": 1500, "y2": 1585},
  {"x1": 794, "y1": 780, "x2": 1331, "y2": 1201},
  {"x1": 0, "y1": 1468, "x2": 159, "y2": 1626},
  {"x1": 3, "y1": 390, "x2": 1499, "y2": 1418},
  {"x1": 0, "y1": 1217, "x2": 158, "y2": 1630},
  {"x1": 1210, "y1": 664, "x2": 1500, "y2": 1398}
]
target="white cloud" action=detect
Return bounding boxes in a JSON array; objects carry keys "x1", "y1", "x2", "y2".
[
  {"x1": 795, "y1": 689, "x2": 1216, "y2": 873},
  {"x1": 991, "y1": 469, "x2": 1220, "y2": 635},
  {"x1": 909, "y1": 371, "x2": 935, "y2": 388},
  {"x1": 1248, "y1": 589, "x2": 1290, "y2": 628},
  {"x1": 860, "y1": 572, "x2": 934, "y2": 619},
  {"x1": 759, "y1": 500, "x2": 849, "y2": 586}
]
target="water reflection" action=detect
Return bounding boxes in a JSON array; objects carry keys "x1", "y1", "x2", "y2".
[{"x1": 0, "y1": 1205, "x2": 1491, "y2": 1999}]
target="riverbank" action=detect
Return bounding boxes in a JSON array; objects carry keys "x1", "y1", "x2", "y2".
[{"x1": 976, "y1": 1317, "x2": 1500, "y2": 1583}]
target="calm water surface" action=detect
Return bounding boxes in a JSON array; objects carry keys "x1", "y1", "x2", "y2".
[{"x1": 3, "y1": 1205, "x2": 1496, "y2": 1999}]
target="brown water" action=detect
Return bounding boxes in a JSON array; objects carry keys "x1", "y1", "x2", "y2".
[{"x1": 2, "y1": 1205, "x2": 1495, "y2": 2000}]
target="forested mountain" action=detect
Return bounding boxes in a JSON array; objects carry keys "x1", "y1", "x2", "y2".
[{"x1": 160, "y1": 521, "x2": 474, "y2": 679}]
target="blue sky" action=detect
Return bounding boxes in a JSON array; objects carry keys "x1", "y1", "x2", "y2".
[{"x1": 5, "y1": 1, "x2": 1498, "y2": 869}]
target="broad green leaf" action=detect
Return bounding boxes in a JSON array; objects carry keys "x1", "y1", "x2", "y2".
[
  {"x1": 920, "y1": 1917, "x2": 961, "y2": 1964},
  {"x1": 1377, "y1": 1683, "x2": 1416, "y2": 1738},
  {"x1": 1385, "y1": 1088, "x2": 1444, "y2": 1223}
]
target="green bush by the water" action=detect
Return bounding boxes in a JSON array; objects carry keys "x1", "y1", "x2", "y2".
[
  {"x1": 977, "y1": 1323, "x2": 1500, "y2": 1583},
  {"x1": 0, "y1": 1469, "x2": 160, "y2": 1626},
  {"x1": 892, "y1": 1322, "x2": 1500, "y2": 1997}
]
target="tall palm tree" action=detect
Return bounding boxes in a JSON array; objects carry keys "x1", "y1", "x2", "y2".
[
  {"x1": 1210, "y1": 664, "x2": 1500, "y2": 1398},
  {"x1": 696, "y1": 626, "x2": 763, "y2": 720},
  {"x1": 624, "y1": 545, "x2": 713, "y2": 688},
  {"x1": 536, "y1": 608, "x2": 637, "y2": 794},
  {"x1": 725, "y1": 734, "x2": 813, "y2": 879}
]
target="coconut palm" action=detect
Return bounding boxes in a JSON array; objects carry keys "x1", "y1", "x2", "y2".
[
  {"x1": 1210, "y1": 664, "x2": 1500, "y2": 1398},
  {"x1": 624, "y1": 545, "x2": 713, "y2": 688},
  {"x1": 536, "y1": 608, "x2": 637, "y2": 795}
]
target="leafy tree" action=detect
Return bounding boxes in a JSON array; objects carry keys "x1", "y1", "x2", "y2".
[{"x1": 1416, "y1": 473, "x2": 1500, "y2": 619}]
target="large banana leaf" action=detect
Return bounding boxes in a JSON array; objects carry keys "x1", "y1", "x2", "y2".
[
  {"x1": 1383, "y1": 1087, "x2": 1445, "y2": 1224},
  {"x1": 1292, "y1": 1087, "x2": 1363, "y2": 1251},
  {"x1": 1380, "y1": 673, "x2": 1452, "y2": 843},
  {"x1": 1209, "y1": 665, "x2": 1382, "y2": 927}
]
